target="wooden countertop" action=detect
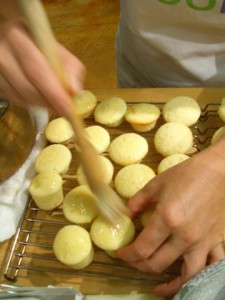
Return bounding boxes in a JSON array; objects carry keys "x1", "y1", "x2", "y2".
[
  {"x1": 87, "y1": 87, "x2": 225, "y2": 103},
  {"x1": 42, "y1": 0, "x2": 120, "y2": 90},
  {"x1": 1, "y1": 87, "x2": 225, "y2": 296}
]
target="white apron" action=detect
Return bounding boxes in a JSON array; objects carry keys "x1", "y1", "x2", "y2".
[{"x1": 116, "y1": 0, "x2": 225, "y2": 87}]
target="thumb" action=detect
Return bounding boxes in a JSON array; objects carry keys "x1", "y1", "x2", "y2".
[{"x1": 128, "y1": 178, "x2": 156, "y2": 215}]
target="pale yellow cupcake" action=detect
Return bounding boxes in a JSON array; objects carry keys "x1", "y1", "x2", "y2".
[
  {"x1": 211, "y1": 126, "x2": 225, "y2": 144},
  {"x1": 125, "y1": 103, "x2": 160, "y2": 132},
  {"x1": 29, "y1": 170, "x2": 63, "y2": 210},
  {"x1": 53, "y1": 225, "x2": 94, "y2": 269},
  {"x1": 218, "y1": 98, "x2": 225, "y2": 122},
  {"x1": 77, "y1": 156, "x2": 114, "y2": 186},
  {"x1": 157, "y1": 153, "x2": 190, "y2": 174},
  {"x1": 63, "y1": 185, "x2": 99, "y2": 226},
  {"x1": 71, "y1": 90, "x2": 97, "y2": 118},
  {"x1": 108, "y1": 133, "x2": 148, "y2": 166},
  {"x1": 45, "y1": 117, "x2": 74, "y2": 144},
  {"x1": 115, "y1": 164, "x2": 155, "y2": 199},
  {"x1": 35, "y1": 144, "x2": 72, "y2": 174},
  {"x1": 94, "y1": 97, "x2": 127, "y2": 127},
  {"x1": 85, "y1": 125, "x2": 110, "y2": 154},
  {"x1": 154, "y1": 122, "x2": 193, "y2": 157},
  {"x1": 163, "y1": 96, "x2": 201, "y2": 127},
  {"x1": 90, "y1": 215, "x2": 135, "y2": 251}
]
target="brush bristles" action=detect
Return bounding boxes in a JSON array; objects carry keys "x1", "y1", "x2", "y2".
[{"x1": 93, "y1": 185, "x2": 130, "y2": 223}]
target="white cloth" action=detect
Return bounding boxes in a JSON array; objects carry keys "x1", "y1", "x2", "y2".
[
  {"x1": 116, "y1": 0, "x2": 225, "y2": 88},
  {"x1": 173, "y1": 259, "x2": 225, "y2": 300},
  {"x1": 0, "y1": 107, "x2": 48, "y2": 243}
]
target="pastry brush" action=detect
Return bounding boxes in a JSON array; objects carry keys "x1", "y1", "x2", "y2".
[{"x1": 18, "y1": 0, "x2": 130, "y2": 222}]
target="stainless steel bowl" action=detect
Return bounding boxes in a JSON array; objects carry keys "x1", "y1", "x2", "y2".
[{"x1": 0, "y1": 100, "x2": 37, "y2": 182}]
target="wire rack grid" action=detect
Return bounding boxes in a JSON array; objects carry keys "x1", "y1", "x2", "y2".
[{"x1": 2, "y1": 101, "x2": 223, "y2": 288}]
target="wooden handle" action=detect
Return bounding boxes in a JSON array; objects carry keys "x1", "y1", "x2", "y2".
[{"x1": 18, "y1": 0, "x2": 68, "y2": 87}]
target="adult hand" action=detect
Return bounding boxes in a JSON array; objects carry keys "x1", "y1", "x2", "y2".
[
  {"x1": 117, "y1": 137, "x2": 225, "y2": 298},
  {"x1": 0, "y1": 19, "x2": 85, "y2": 115}
]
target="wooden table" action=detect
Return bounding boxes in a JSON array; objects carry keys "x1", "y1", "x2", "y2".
[
  {"x1": 42, "y1": 0, "x2": 120, "y2": 90},
  {"x1": 1, "y1": 87, "x2": 225, "y2": 297}
]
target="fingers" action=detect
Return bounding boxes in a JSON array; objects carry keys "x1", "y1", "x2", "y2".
[
  {"x1": 128, "y1": 237, "x2": 185, "y2": 274},
  {"x1": 0, "y1": 41, "x2": 45, "y2": 106},
  {"x1": 153, "y1": 242, "x2": 225, "y2": 298},
  {"x1": 117, "y1": 211, "x2": 170, "y2": 265},
  {"x1": 117, "y1": 192, "x2": 186, "y2": 267},
  {"x1": 58, "y1": 43, "x2": 86, "y2": 93},
  {"x1": 136, "y1": 220, "x2": 206, "y2": 273},
  {"x1": 0, "y1": 20, "x2": 86, "y2": 114},
  {"x1": 153, "y1": 247, "x2": 208, "y2": 298},
  {"x1": 8, "y1": 24, "x2": 72, "y2": 113},
  {"x1": 127, "y1": 179, "x2": 157, "y2": 214},
  {"x1": 0, "y1": 74, "x2": 33, "y2": 107},
  {"x1": 117, "y1": 222, "x2": 198, "y2": 274},
  {"x1": 208, "y1": 242, "x2": 225, "y2": 264}
]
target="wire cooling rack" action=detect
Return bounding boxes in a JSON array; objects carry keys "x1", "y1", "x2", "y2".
[{"x1": 2, "y1": 101, "x2": 223, "y2": 286}]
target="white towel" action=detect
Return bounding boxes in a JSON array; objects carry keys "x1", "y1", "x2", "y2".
[{"x1": 0, "y1": 107, "x2": 48, "y2": 243}]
